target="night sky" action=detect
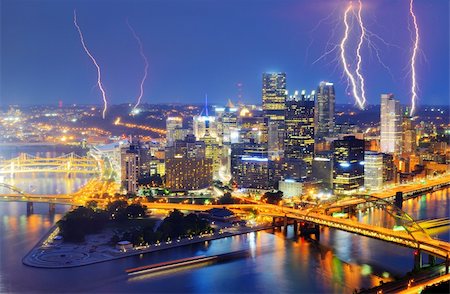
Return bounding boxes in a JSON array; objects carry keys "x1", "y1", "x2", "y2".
[{"x1": 1, "y1": 0, "x2": 448, "y2": 107}]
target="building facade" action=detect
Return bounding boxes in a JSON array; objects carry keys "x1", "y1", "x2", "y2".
[
  {"x1": 314, "y1": 81, "x2": 335, "y2": 140},
  {"x1": 332, "y1": 136, "x2": 365, "y2": 194},
  {"x1": 380, "y1": 94, "x2": 402, "y2": 155},
  {"x1": 284, "y1": 90, "x2": 315, "y2": 173},
  {"x1": 364, "y1": 151, "x2": 383, "y2": 190},
  {"x1": 262, "y1": 72, "x2": 287, "y2": 159},
  {"x1": 165, "y1": 135, "x2": 213, "y2": 190}
]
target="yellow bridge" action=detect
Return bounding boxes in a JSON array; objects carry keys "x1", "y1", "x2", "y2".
[{"x1": 0, "y1": 153, "x2": 100, "y2": 175}]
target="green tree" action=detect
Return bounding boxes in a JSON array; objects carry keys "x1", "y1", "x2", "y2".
[
  {"x1": 261, "y1": 190, "x2": 283, "y2": 205},
  {"x1": 218, "y1": 192, "x2": 235, "y2": 204},
  {"x1": 125, "y1": 203, "x2": 147, "y2": 218}
]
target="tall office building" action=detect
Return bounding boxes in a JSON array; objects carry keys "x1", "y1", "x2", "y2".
[
  {"x1": 165, "y1": 134, "x2": 213, "y2": 190},
  {"x1": 262, "y1": 72, "x2": 287, "y2": 121},
  {"x1": 284, "y1": 90, "x2": 315, "y2": 172},
  {"x1": 402, "y1": 116, "x2": 417, "y2": 155},
  {"x1": 120, "y1": 139, "x2": 141, "y2": 193},
  {"x1": 364, "y1": 151, "x2": 383, "y2": 190},
  {"x1": 262, "y1": 72, "x2": 287, "y2": 159},
  {"x1": 231, "y1": 142, "x2": 272, "y2": 190},
  {"x1": 382, "y1": 153, "x2": 395, "y2": 183},
  {"x1": 380, "y1": 94, "x2": 402, "y2": 155},
  {"x1": 314, "y1": 81, "x2": 335, "y2": 140},
  {"x1": 166, "y1": 117, "x2": 191, "y2": 147},
  {"x1": 332, "y1": 136, "x2": 365, "y2": 194},
  {"x1": 312, "y1": 152, "x2": 334, "y2": 191}
]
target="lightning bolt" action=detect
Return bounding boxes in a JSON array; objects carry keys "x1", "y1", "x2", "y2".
[
  {"x1": 355, "y1": 0, "x2": 367, "y2": 107},
  {"x1": 409, "y1": 0, "x2": 419, "y2": 116},
  {"x1": 127, "y1": 19, "x2": 149, "y2": 112},
  {"x1": 73, "y1": 10, "x2": 108, "y2": 119},
  {"x1": 340, "y1": 2, "x2": 365, "y2": 110}
]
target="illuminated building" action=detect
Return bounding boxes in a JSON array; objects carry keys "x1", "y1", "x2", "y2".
[
  {"x1": 202, "y1": 129, "x2": 223, "y2": 179},
  {"x1": 364, "y1": 151, "x2": 383, "y2": 190},
  {"x1": 312, "y1": 152, "x2": 333, "y2": 191},
  {"x1": 166, "y1": 117, "x2": 191, "y2": 147},
  {"x1": 284, "y1": 89, "x2": 315, "y2": 173},
  {"x1": 380, "y1": 94, "x2": 402, "y2": 155},
  {"x1": 402, "y1": 116, "x2": 417, "y2": 155},
  {"x1": 216, "y1": 104, "x2": 238, "y2": 145},
  {"x1": 271, "y1": 158, "x2": 307, "y2": 182},
  {"x1": 262, "y1": 72, "x2": 287, "y2": 159},
  {"x1": 278, "y1": 180, "x2": 303, "y2": 198},
  {"x1": 262, "y1": 72, "x2": 287, "y2": 121},
  {"x1": 231, "y1": 142, "x2": 271, "y2": 190},
  {"x1": 332, "y1": 136, "x2": 365, "y2": 194},
  {"x1": 193, "y1": 98, "x2": 219, "y2": 142},
  {"x1": 238, "y1": 115, "x2": 267, "y2": 144},
  {"x1": 382, "y1": 153, "x2": 395, "y2": 183},
  {"x1": 120, "y1": 139, "x2": 141, "y2": 193},
  {"x1": 314, "y1": 81, "x2": 335, "y2": 140},
  {"x1": 165, "y1": 134, "x2": 212, "y2": 190}
]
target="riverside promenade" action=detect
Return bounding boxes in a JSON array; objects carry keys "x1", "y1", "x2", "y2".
[{"x1": 23, "y1": 224, "x2": 273, "y2": 268}]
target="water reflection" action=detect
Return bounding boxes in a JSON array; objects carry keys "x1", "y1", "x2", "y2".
[{"x1": 0, "y1": 180, "x2": 448, "y2": 292}]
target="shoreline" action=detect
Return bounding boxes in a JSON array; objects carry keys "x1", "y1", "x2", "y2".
[{"x1": 22, "y1": 224, "x2": 274, "y2": 269}]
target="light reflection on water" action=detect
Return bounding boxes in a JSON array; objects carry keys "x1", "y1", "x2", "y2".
[{"x1": 0, "y1": 168, "x2": 448, "y2": 292}]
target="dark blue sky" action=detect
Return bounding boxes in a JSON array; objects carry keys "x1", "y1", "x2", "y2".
[{"x1": 1, "y1": 0, "x2": 448, "y2": 107}]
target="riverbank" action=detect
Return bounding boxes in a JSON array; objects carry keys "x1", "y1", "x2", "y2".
[{"x1": 23, "y1": 223, "x2": 273, "y2": 268}]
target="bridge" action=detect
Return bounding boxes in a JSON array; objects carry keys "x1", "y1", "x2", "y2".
[
  {"x1": 135, "y1": 201, "x2": 450, "y2": 264},
  {"x1": 330, "y1": 173, "x2": 450, "y2": 210},
  {"x1": 0, "y1": 153, "x2": 100, "y2": 176}
]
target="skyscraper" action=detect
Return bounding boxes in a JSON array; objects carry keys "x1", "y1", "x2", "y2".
[
  {"x1": 165, "y1": 134, "x2": 213, "y2": 190},
  {"x1": 364, "y1": 151, "x2": 383, "y2": 190},
  {"x1": 166, "y1": 117, "x2": 183, "y2": 147},
  {"x1": 262, "y1": 72, "x2": 287, "y2": 159},
  {"x1": 284, "y1": 90, "x2": 315, "y2": 172},
  {"x1": 314, "y1": 81, "x2": 335, "y2": 140},
  {"x1": 380, "y1": 94, "x2": 402, "y2": 155},
  {"x1": 402, "y1": 116, "x2": 417, "y2": 155},
  {"x1": 262, "y1": 72, "x2": 287, "y2": 121},
  {"x1": 120, "y1": 139, "x2": 141, "y2": 194},
  {"x1": 231, "y1": 142, "x2": 272, "y2": 190},
  {"x1": 332, "y1": 136, "x2": 365, "y2": 194}
]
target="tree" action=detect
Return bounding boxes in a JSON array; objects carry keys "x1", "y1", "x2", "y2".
[
  {"x1": 261, "y1": 190, "x2": 283, "y2": 205},
  {"x1": 125, "y1": 203, "x2": 147, "y2": 218},
  {"x1": 107, "y1": 200, "x2": 128, "y2": 219},
  {"x1": 218, "y1": 192, "x2": 235, "y2": 204}
]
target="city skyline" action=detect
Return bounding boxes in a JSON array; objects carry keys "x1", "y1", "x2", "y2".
[{"x1": 1, "y1": 0, "x2": 449, "y2": 107}]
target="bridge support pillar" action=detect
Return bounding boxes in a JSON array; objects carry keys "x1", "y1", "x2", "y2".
[
  {"x1": 272, "y1": 217, "x2": 276, "y2": 227},
  {"x1": 49, "y1": 203, "x2": 56, "y2": 214},
  {"x1": 283, "y1": 215, "x2": 288, "y2": 235},
  {"x1": 293, "y1": 220, "x2": 298, "y2": 237},
  {"x1": 26, "y1": 202, "x2": 34, "y2": 215},
  {"x1": 413, "y1": 250, "x2": 422, "y2": 271},
  {"x1": 314, "y1": 224, "x2": 320, "y2": 241},
  {"x1": 395, "y1": 192, "x2": 403, "y2": 209}
]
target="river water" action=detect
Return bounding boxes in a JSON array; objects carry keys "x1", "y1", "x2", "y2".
[{"x1": 0, "y1": 147, "x2": 449, "y2": 293}]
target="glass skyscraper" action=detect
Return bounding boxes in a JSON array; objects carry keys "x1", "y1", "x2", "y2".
[
  {"x1": 314, "y1": 81, "x2": 335, "y2": 140},
  {"x1": 380, "y1": 93, "x2": 402, "y2": 155}
]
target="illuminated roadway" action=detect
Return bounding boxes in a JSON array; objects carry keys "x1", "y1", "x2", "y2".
[
  {"x1": 139, "y1": 202, "x2": 450, "y2": 260},
  {"x1": 331, "y1": 173, "x2": 450, "y2": 209}
]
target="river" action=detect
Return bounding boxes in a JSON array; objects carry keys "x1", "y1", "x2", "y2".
[{"x1": 0, "y1": 147, "x2": 449, "y2": 293}]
